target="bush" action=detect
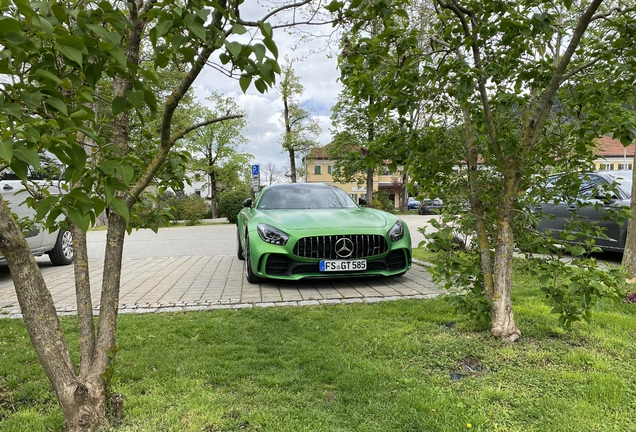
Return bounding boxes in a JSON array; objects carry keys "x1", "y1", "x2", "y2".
[
  {"x1": 158, "y1": 192, "x2": 209, "y2": 225},
  {"x1": 181, "y1": 195, "x2": 209, "y2": 225},
  {"x1": 370, "y1": 190, "x2": 394, "y2": 212},
  {"x1": 219, "y1": 189, "x2": 252, "y2": 224}
]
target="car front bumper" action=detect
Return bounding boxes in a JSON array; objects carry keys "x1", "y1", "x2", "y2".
[{"x1": 247, "y1": 228, "x2": 412, "y2": 281}]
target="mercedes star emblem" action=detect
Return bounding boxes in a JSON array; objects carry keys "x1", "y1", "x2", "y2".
[{"x1": 335, "y1": 237, "x2": 354, "y2": 258}]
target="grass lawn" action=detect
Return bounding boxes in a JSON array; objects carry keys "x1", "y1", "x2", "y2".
[{"x1": 1, "y1": 261, "x2": 636, "y2": 431}]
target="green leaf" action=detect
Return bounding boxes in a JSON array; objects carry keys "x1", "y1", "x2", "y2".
[
  {"x1": 34, "y1": 68, "x2": 64, "y2": 84},
  {"x1": 56, "y1": 43, "x2": 83, "y2": 65},
  {"x1": 254, "y1": 78, "x2": 267, "y2": 94},
  {"x1": 68, "y1": 143, "x2": 87, "y2": 170},
  {"x1": 2, "y1": 103, "x2": 22, "y2": 118},
  {"x1": 260, "y1": 22, "x2": 273, "y2": 39},
  {"x1": 570, "y1": 245, "x2": 586, "y2": 256},
  {"x1": 263, "y1": 37, "x2": 278, "y2": 59},
  {"x1": 232, "y1": 23, "x2": 247, "y2": 35},
  {"x1": 11, "y1": 159, "x2": 28, "y2": 180},
  {"x1": 116, "y1": 163, "x2": 134, "y2": 185},
  {"x1": 112, "y1": 97, "x2": 127, "y2": 116},
  {"x1": 37, "y1": 16, "x2": 54, "y2": 37},
  {"x1": 187, "y1": 21, "x2": 206, "y2": 40},
  {"x1": 99, "y1": 159, "x2": 119, "y2": 175},
  {"x1": 0, "y1": 17, "x2": 21, "y2": 36},
  {"x1": 225, "y1": 41, "x2": 243, "y2": 58},
  {"x1": 13, "y1": 147, "x2": 40, "y2": 169},
  {"x1": 34, "y1": 197, "x2": 54, "y2": 222},
  {"x1": 46, "y1": 97, "x2": 68, "y2": 115},
  {"x1": 110, "y1": 197, "x2": 130, "y2": 222},
  {"x1": 252, "y1": 43, "x2": 266, "y2": 62},
  {"x1": 126, "y1": 90, "x2": 145, "y2": 109},
  {"x1": 239, "y1": 75, "x2": 251, "y2": 93},
  {"x1": 0, "y1": 140, "x2": 13, "y2": 163},
  {"x1": 110, "y1": 47, "x2": 127, "y2": 67},
  {"x1": 67, "y1": 206, "x2": 90, "y2": 233},
  {"x1": 86, "y1": 24, "x2": 122, "y2": 45},
  {"x1": 324, "y1": 1, "x2": 344, "y2": 12},
  {"x1": 154, "y1": 19, "x2": 174, "y2": 38}
]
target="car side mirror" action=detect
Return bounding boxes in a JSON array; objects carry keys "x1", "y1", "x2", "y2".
[{"x1": 242, "y1": 198, "x2": 253, "y2": 208}]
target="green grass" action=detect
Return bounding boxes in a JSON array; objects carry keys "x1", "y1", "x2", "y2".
[{"x1": 1, "y1": 273, "x2": 636, "y2": 431}]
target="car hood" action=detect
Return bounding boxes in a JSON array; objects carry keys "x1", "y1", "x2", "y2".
[{"x1": 259, "y1": 208, "x2": 391, "y2": 231}]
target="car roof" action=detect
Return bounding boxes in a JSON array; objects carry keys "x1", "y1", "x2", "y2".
[{"x1": 266, "y1": 183, "x2": 334, "y2": 189}]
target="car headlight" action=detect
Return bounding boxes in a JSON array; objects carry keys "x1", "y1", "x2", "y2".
[
  {"x1": 388, "y1": 220, "x2": 404, "y2": 242},
  {"x1": 257, "y1": 224, "x2": 289, "y2": 246}
]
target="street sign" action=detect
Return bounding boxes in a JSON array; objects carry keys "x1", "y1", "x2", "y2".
[{"x1": 251, "y1": 164, "x2": 260, "y2": 176}]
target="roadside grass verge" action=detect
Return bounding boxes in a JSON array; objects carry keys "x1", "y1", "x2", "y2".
[{"x1": 1, "y1": 267, "x2": 635, "y2": 430}]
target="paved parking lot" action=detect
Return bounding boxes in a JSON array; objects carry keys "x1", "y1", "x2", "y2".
[{"x1": 0, "y1": 216, "x2": 443, "y2": 318}]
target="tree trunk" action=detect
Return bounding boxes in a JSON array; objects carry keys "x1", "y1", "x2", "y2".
[
  {"x1": 0, "y1": 199, "x2": 110, "y2": 431},
  {"x1": 621, "y1": 161, "x2": 636, "y2": 277},
  {"x1": 209, "y1": 171, "x2": 218, "y2": 219},
  {"x1": 401, "y1": 172, "x2": 408, "y2": 212},
  {"x1": 489, "y1": 173, "x2": 521, "y2": 342},
  {"x1": 366, "y1": 168, "x2": 374, "y2": 205},
  {"x1": 57, "y1": 375, "x2": 108, "y2": 432},
  {"x1": 289, "y1": 147, "x2": 297, "y2": 183}
]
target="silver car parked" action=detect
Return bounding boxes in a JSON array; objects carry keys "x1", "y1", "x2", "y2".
[{"x1": 1, "y1": 169, "x2": 74, "y2": 265}]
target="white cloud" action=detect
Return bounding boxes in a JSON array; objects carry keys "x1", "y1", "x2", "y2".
[{"x1": 192, "y1": 2, "x2": 342, "y2": 172}]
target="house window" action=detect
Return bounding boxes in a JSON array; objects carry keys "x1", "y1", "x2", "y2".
[
  {"x1": 618, "y1": 163, "x2": 632, "y2": 170},
  {"x1": 314, "y1": 165, "x2": 322, "y2": 175},
  {"x1": 350, "y1": 193, "x2": 357, "y2": 201},
  {"x1": 599, "y1": 163, "x2": 614, "y2": 170},
  {"x1": 194, "y1": 190, "x2": 201, "y2": 196},
  {"x1": 328, "y1": 165, "x2": 334, "y2": 175}
]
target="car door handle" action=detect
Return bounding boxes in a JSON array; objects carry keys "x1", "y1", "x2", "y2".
[
  {"x1": 567, "y1": 205, "x2": 577, "y2": 212},
  {"x1": 2, "y1": 184, "x2": 13, "y2": 190}
]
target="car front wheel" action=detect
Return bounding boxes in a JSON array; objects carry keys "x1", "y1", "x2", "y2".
[
  {"x1": 48, "y1": 229, "x2": 74, "y2": 266},
  {"x1": 244, "y1": 235, "x2": 261, "y2": 284}
]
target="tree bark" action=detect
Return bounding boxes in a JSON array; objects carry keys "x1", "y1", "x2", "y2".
[
  {"x1": 366, "y1": 168, "x2": 374, "y2": 205},
  {"x1": 289, "y1": 147, "x2": 297, "y2": 183},
  {"x1": 209, "y1": 170, "x2": 218, "y2": 218},
  {"x1": 621, "y1": 160, "x2": 636, "y2": 276},
  {"x1": 490, "y1": 173, "x2": 521, "y2": 342},
  {"x1": 0, "y1": 199, "x2": 109, "y2": 430}
]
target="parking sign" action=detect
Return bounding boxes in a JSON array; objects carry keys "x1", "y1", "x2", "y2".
[{"x1": 251, "y1": 164, "x2": 259, "y2": 176}]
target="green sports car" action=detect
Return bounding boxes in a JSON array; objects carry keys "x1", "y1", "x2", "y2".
[{"x1": 237, "y1": 183, "x2": 412, "y2": 283}]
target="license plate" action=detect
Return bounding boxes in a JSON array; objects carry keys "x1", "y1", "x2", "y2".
[{"x1": 319, "y1": 259, "x2": 367, "y2": 272}]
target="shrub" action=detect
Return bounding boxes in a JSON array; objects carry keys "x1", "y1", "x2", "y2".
[
  {"x1": 158, "y1": 192, "x2": 209, "y2": 225},
  {"x1": 219, "y1": 189, "x2": 252, "y2": 224},
  {"x1": 370, "y1": 190, "x2": 395, "y2": 212},
  {"x1": 182, "y1": 195, "x2": 209, "y2": 225}
]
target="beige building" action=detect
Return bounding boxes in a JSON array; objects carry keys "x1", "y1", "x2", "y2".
[
  {"x1": 304, "y1": 145, "x2": 405, "y2": 206},
  {"x1": 593, "y1": 136, "x2": 634, "y2": 170}
]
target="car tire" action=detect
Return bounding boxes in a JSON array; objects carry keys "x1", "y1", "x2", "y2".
[
  {"x1": 244, "y1": 235, "x2": 261, "y2": 284},
  {"x1": 48, "y1": 229, "x2": 74, "y2": 266},
  {"x1": 237, "y1": 229, "x2": 245, "y2": 260}
]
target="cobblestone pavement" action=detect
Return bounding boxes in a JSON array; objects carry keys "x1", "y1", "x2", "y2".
[{"x1": 0, "y1": 256, "x2": 441, "y2": 319}]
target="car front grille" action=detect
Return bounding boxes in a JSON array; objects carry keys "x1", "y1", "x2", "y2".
[{"x1": 293, "y1": 235, "x2": 388, "y2": 259}]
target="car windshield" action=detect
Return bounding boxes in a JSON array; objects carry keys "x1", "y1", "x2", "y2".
[{"x1": 257, "y1": 186, "x2": 358, "y2": 210}]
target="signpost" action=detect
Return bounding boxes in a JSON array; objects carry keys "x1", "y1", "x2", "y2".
[{"x1": 251, "y1": 164, "x2": 260, "y2": 193}]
